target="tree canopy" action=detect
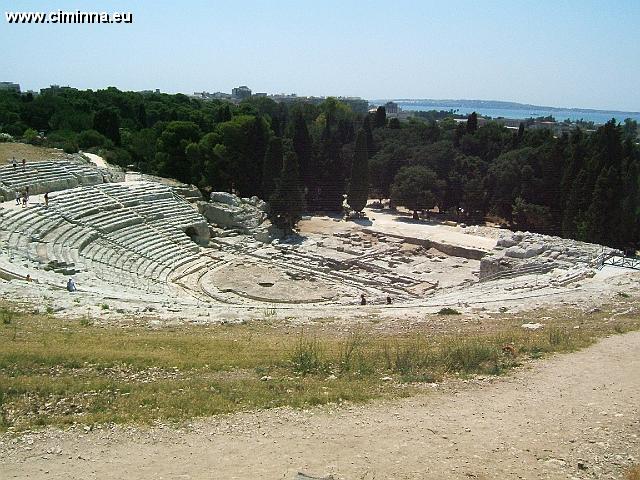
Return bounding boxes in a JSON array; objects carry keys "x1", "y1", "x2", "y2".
[{"x1": 0, "y1": 87, "x2": 638, "y2": 249}]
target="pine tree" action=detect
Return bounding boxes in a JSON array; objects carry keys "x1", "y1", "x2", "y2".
[
  {"x1": 269, "y1": 151, "x2": 305, "y2": 234},
  {"x1": 348, "y1": 129, "x2": 369, "y2": 214},
  {"x1": 390, "y1": 165, "x2": 442, "y2": 217},
  {"x1": 261, "y1": 137, "x2": 283, "y2": 200}
]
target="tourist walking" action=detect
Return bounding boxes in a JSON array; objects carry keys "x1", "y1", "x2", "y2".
[
  {"x1": 22, "y1": 189, "x2": 27, "y2": 207},
  {"x1": 44, "y1": 192, "x2": 49, "y2": 207},
  {"x1": 21, "y1": 158, "x2": 26, "y2": 170},
  {"x1": 12, "y1": 158, "x2": 17, "y2": 170},
  {"x1": 14, "y1": 190, "x2": 20, "y2": 205}
]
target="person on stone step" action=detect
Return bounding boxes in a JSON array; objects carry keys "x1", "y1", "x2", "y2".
[
  {"x1": 360, "y1": 293, "x2": 367, "y2": 305},
  {"x1": 66, "y1": 278, "x2": 77, "y2": 292}
]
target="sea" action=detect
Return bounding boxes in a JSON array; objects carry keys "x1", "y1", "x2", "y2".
[{"x1": 393, "y1": 102, "x2": 640, "y2": 125}]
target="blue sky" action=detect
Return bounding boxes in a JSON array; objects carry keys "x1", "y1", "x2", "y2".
[{"x1": 2, "y1": 0, "x2": 639, "y2": 111}]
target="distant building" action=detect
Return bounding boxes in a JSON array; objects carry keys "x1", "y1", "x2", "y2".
[
  {"x1": 232, "y1": 85, "x2": 252, "y2": 100},
  {"x1": 139, "y1": 89, "x2": 161, "y2": 95},
  {"x1": 385, "y1": 101, "x2": 399, "y2": 115},
  {"x1": 40, "y1": 84, "x2": 74, "y2": 95},
  {"x1": 253, "y1": 92, "x2": 268, "y2": 97},
  {"x1": 191, "y1": 91, "x2": 234, "y2": 101},
  {"x1": 0, "y1": 82, "x2": 20, "y2": 93}
]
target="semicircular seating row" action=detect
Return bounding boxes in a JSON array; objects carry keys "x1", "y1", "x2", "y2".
[
  {"x1": 0, "y1": 181, "x2": 213, "y2": 292},
  {"x1": 0, "y1": 159, "x2": 108, "y2": 199}
]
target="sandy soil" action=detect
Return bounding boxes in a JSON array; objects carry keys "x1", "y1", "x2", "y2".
[{"x1": 2, "y1": 331, "x2": 638, "y2": 480}]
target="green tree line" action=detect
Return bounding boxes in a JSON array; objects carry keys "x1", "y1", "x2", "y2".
[{"x1": 0, "y1": 88, "x2": 638, "y2": 249}]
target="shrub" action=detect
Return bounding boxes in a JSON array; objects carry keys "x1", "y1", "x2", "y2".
[
  {"x1": 101, "y1": 147, "x2": 131, "y2": 168},
  {"x1": 438, "y1": 307, "x2": 461, "y2": 315},
  {"x1": 77, "y1": 129, "x2": 111, "y2": 149},
  {"x1": 23, "y1": 128, "x2": 39, "y2": 144},
  {"x1": 0, "y1": 307, "x2": 14, "y2": 325},
  {"x1": 63, "y1": 140, "x2": 79, "y2": 154},
  {"x1": 2, "y1": 123, "x2": 27, "y2": 137},
  {"x1": 290, "y1": 335, "x2": 324, "y2": 375},
  {"x1": 440, "y1": 337, "x2": 498, "y2": 373},
  {"x1": 0, "y1": 133, "x2": 14, "y2": 143},
  {"x1": 46, "y1": 129, "x2": 76, "y2": 146}
]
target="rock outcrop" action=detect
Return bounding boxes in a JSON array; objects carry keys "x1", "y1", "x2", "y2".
[
  {"x1": 480, "y1": 230, "x2": 618, "y2": 280},
  {"x1": 198, "y1": 192, "x2": 281, "y2": 242}
]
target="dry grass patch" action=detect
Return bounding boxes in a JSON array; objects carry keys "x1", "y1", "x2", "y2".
[
  {"x1": 0, "y1": 142, "x2": 64, "y2": 165},
  {"x1": 1, "y1": 301, "x2": 639, "y2": 432}
]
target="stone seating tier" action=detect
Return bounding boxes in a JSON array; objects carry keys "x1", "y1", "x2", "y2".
[{"x1": 0, "y1": 160, "x2": 109, "y2": 199}]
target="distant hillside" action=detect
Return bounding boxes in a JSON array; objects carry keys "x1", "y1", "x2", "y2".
[{"x1": 371, "y1": 99, "x2": 640, "y2": 116}]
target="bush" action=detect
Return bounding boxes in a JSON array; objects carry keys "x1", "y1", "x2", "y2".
[
  {"x1": 0, "y1": 133, "x2": 14, "y2": 143},
  {"x1": 46, "y1": 129, "x2": 77, "y2": 149},
  {"x1": 77, "y1": 129, "x2": 111, "y2": 149},
  {"x1": 63, "y1": 140, "x2": 79, "y2": 154},
  {"x1": 2, "y1": 123, "x2": 27, "y2": 137},
  {"x1": 438, "y1": 307, "x2": 461, "y2": 315},
  {"x1": 101, "y1": 147, "x2": 131, "y2": 168},
  {"x1": 1, "y1": 307, "x2": 14, "y2": 325},
  {"x1": 23, "y1": 128, "x2": 39, "y2": 144}
]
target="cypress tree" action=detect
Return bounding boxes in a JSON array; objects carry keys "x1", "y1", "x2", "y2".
[
  {"x1": 374, "y1": 106, "x2": 386, "y2": 128},
  {"x1": 620, "y1": 159, "x2": 639, "y2": 249},
  {"x1": 466, "y1": 112, "x2": 478, "y2": 134},
  {"x1": 293, "y1": 112, "x2": 314, "y2": 204},
  {"x1": 363, "y1": 116, "x2": 375, "y2": 158},
  {"x1": 585, "y1": 166, "x2": 617, "y2": 246},
  {"x1": 261, "y1": 137, "x2": 283, "y2": 200},
  {"x1": 348, "y1": 129, "x2": 369, "y2": 214},
  {"x1": 269, "y1": 151, "x2": 305, "y2": 234}
]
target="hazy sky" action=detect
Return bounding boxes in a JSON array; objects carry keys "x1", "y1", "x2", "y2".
[{"x1": 2, "y1": 0, "x2": 639, "y2": 111}]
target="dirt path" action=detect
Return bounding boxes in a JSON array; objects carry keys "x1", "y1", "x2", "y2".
[
  {"x1": 2, "y1": 332, "x2": 639, "y2": 479},
  {"x1": 81, "y1": 152, "x2": 108, "y2": 169}
]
